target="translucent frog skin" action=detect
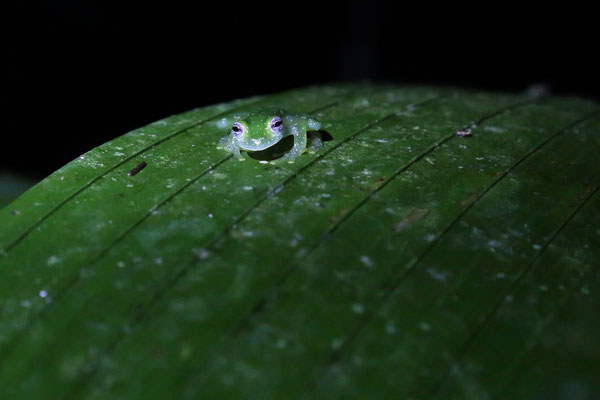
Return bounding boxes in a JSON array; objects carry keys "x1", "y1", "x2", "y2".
[{"x1": 216, "y1": 108, "x2": 322, "y2": 163}]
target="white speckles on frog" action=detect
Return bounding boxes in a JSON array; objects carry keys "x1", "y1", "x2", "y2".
[{"x1": 216, "y1": 108, "x2": 323, "y2": 162}]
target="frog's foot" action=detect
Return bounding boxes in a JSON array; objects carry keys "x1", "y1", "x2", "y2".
[
  {"x1": 273, "y1": 125, "x2": 309, "y2": 163},
  {"x1": 233, "y1": 149, "x2": 250, "y2": 161},
  {"x1": 217, "y1": 135, "x2": 230, "y2": 148},
  {"x1": 307, "y1": 132, "x2": 323, "y2": 154},
  {"x1": 219, "y1": 148, "x2": 245, "y2": 160},
  {"x1": 276, "y1": 143, "x2": 309, "y2": 163}
]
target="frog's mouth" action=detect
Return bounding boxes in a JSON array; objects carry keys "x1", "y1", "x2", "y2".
[
  {"x1": 245, "y1": 138, "x2": 279, "y2": 151},
  {"x1": 238, "y1": 133, "x2": 282, "y2": 152}
]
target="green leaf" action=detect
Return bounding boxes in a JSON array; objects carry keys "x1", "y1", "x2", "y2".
[{"x1": 0, "y1": 85, "x2": 598, "y2": 399}]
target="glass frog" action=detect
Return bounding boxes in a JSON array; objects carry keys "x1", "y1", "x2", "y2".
[{"x1": 216, "y1": 108, "x2": 322, "y2": 163}]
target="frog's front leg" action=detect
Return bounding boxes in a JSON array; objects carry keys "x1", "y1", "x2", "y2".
[
  {"x1": 307, "y1": 131, "x2": 323, "y2": 153},
  {"x1": 277, "y1": 115, "x2": 321, "y2": 163},
  {"x1": 276, "y1": 123, "x2": 307, "y2": 163},
  {"x1": 218, "y1": 133, "x2": 245, "y2": 160}
]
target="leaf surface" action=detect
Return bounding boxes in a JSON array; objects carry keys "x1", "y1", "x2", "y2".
[{"x1": 0, "y1": 85, "x2": 598, "y2": 399}]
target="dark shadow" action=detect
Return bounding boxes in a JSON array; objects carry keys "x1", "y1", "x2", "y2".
[
  {"x1": 320, "y1": 130, "x2": 334, "y2": 142},
  {"x1": 247, "y1": 130, "x2": 332, "y2": 162}
]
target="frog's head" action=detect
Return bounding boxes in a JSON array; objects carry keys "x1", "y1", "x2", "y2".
[{"x1": 231, "y1": 110, "x2": 285, "y2": 151}]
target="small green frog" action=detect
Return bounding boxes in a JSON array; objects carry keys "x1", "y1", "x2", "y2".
[{"x1": 216, "y1": 108, "x2": 322, "y2": 162}]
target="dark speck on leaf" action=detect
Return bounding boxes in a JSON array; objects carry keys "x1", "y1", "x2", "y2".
[
  {"x1": 128, "y1": 162, "x2": 148, "y2": 176},
  {"x1": 328, "y1": 350, "x2": 342, "y2": 364}
]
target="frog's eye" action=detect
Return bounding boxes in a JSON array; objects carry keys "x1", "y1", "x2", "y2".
[
  {"x1": 269, "y1": 117, "x2": 283, "y2": 133},
  {"x1": 231, "y1": 122, "x2": 244, "y2": 137}
]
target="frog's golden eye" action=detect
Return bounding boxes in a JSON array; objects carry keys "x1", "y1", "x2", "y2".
[
  {"x1": 269, "y1": 117, "x2": 283, "y2": 133},
  {"x1": 231, "y1": 122, "x2": 244, "y2": 137}
]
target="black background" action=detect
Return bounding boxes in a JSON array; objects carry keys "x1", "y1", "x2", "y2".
[{"x1": 2, "y1": 1, "x2": 598, "y2": 180}]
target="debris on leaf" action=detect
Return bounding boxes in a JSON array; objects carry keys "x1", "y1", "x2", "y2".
[{"x1": 456, "y1": 128, "x2": 472, "y2": 137}]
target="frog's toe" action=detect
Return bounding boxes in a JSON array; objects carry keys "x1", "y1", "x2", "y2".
[
  {"x1": 307, "y1": 144, "x2": 322, "y2": 154},
  {"x1": 307, "y1": 135, "x2": 323, "y2": 153}
]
